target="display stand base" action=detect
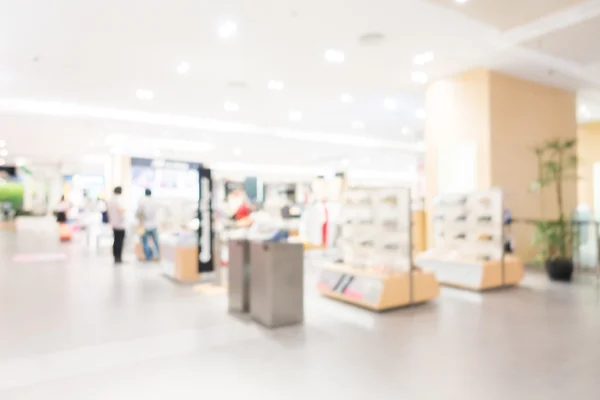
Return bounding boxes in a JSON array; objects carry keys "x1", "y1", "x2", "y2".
[
  {"x1": 415, "y1": 255, "x2": 524, "y2": 291},
  {"x1": 0, "y1": 221, "x2": 16, "y2": 231},
  {"x1": 161, "y1": 244, "x2": 201, "y2": 283},
  {"x1": 318, "y1": 263, "x2": 439, "y2": 311}
]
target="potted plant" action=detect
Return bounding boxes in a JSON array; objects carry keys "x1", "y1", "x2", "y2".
[{"x1": 531, "y1": 138, "x2": 578, "y2": 281}]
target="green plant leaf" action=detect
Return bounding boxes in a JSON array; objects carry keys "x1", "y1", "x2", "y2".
[{"x1": 563, "y1": 138, "x2": 576, "y2": 149}]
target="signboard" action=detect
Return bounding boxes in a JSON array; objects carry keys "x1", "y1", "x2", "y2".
[{"x1": 198, "y1": 166, "x2": 214, "y2": 273}]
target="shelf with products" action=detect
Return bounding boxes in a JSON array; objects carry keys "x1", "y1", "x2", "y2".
[
  {"x1": 318, "y1": 186, "x2": 439, "y2": 311},
  {"x1": 416, "y1": 188, "x2": 524, "y2": 290}
]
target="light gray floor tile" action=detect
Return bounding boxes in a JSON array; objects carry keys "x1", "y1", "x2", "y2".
[{"x1": 1, "y1": 231, "x2": 600, "y2": 399}]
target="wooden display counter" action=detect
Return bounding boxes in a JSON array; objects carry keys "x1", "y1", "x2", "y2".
[
  {"x1": 415, "y1": 254, "x2": 524, "y2": 291},
  {"x1": 412, "y1": 210, "x2": 427, "y2": 254},
  {"x1": 317, "y1": 263, "x2": 439, "y2": 311},
  {"x1": 136, "y1": 241, "x2": 200, "y2": 283},
  {"x1": 162, "y1": 243, "x2": 200, "y2": 283},
  {"x1": 0, "y1": 221, "x2": 16, "y2": 231}
]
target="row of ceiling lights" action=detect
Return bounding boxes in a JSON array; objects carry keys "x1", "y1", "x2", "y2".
[{"x1": 135, "y1": 20, "x2": 430, "y2": 134}]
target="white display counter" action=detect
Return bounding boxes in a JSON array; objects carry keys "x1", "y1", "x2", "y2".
[{"x1": 415, "y1": 254, "x2": 524, "y2": 291}]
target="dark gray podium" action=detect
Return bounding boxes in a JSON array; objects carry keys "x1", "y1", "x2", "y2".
[
  {"x1": 228, "y1": 239, "x2": 251, "y2": 313},
  {"x1": 249, "y1": 241, "x2": 304, "y2": 328}
]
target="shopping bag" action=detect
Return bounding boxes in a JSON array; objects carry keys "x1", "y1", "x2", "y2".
[{"x1": 59, "y1": 223, "x2": 73, "y2": 241}]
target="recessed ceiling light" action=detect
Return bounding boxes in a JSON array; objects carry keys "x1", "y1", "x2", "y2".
[
  {"x1": 416, "y1": 109, "x2": 426, "y2": 119},
  {"x1": 455, "y1": 0, "x2": 469, "y2": 3},
  {"x1": 411, "y1": 71, "x2": 429, "y2": 84},
  {"x1": 219, "y1": 21, "x2": 237, "y2": 38},
  {"x1": 401, "y1": 126, "x2": 411, "y2": 135},
  {"x1": 224, "y1": 101, "x2": 240, "y2": 112},
  {"x1": 268, "y1": 80, "x2": 284, "y2": 91},
  {"x1": 233, "y1": 147, "x2": 242, "y2": 156},
  {"x1": 324, "y1": 49, "x2": 345, "y2": 63},
  {"x1": 352, "y1": 120, "x2": 365, "y2": 129},
  {"x1": 136, "y1": 89, "x2": 154, "y2": 101},
  {"x1": 0, "y1": 159, "x2": 5, "y2": 166},
  {"x1": 0, "y1": 140, "x2": 5, "y2": 147},
  {"x1": 177, "y1": 62, "x2": 191, "y2": 75},
  {"x1": 289, "y1": 110, "x2": 303, "y2": 121},
  {"x1": 413, "y1": 52, "x2": 435, "y2": 65},
  {"x1": 384, "y1": 98, "x2": 398, "y2": 110},
  {"x1": 340, "y1": 93, "x2": 354, "y2": 103},
  {"x1": 0, "y1": 149, "x2": 8, "y2": 157}
]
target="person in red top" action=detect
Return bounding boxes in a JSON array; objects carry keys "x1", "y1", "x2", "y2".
[{"x1": 235, "y1": 202, "x2": 252, "y2": 220}]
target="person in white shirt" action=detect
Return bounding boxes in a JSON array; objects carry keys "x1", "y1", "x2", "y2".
[
  {"x1": 56, "y1": 196, "x2": 70, "y2": 224},
  {"x1": 107, "y1": 186, "x2": 126, "y2": 264},
  {"x1": 136, "y1": 188, "x2": 160, "y2": 261}
]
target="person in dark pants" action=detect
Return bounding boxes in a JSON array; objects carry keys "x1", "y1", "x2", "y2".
[{"x1": 107, "y1": 187, "x2": 126, "y2": 264}]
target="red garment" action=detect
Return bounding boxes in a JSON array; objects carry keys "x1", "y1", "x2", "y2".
[
  {"x1": 235, "y1": 204, "x2": 252, "y2": 220},
  {"x1": 321, "y1": 203, "x2": 328, "y2": 247}
]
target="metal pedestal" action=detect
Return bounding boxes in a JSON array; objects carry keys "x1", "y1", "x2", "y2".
[
  {"x1": 228, "y1": 239, "x2": 250, "y2": 313},
  {"x1": 250, "y1": 241, "x2": 304, "y2": 328}
]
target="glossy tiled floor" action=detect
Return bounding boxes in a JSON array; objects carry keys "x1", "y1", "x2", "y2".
[{"x1": 2, "y1": 230, "x2": 600, "y2": 399}]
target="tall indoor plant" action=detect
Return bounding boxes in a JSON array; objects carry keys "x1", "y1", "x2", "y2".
[{"x1": 531, "y1": 138, "x2": 578, "y2": 281}]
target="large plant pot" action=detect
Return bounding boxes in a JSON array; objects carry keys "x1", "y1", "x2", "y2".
[{"x1": 545, "y1": 258, "x2": 573, "y2": 282}]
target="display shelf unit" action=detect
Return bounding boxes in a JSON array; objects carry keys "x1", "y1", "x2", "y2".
[
  {"x1": 318, "y1": 186, "x2": 439, "y2": 310},
  {"x1": 416, "y1": 188, "x2": 524, "y2": 290}
]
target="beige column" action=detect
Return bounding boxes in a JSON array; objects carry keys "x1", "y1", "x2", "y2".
[{"x1": 425, "y1": 69, "x2": 577, "y2": 261}]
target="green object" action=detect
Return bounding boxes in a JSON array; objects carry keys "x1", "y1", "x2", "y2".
[
  {"x1": 0, "y1": 182, "x2": 25, "y2": 210},
  {"x1": 530, "y1": 138, "x2": 578, "y2": 261}
]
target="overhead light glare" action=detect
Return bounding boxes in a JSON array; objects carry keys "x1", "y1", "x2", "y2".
[
  {"x1": 324, "y1": 49, "x2": 345, "y2": 63},
  {"x1": 136, "y1": 89, "x2": 154, "y2": 101},
  {"x1": 455, "y1": 0, "x2": 470, "y2": 3},
  {"x1": 224, "y1": 101, "x2": 240, "y2": 112},
  {"x1": 384, "y1": 98, "x2": 398, "y2": 110},
  {"x1": 0, "y1": 149, "x2": 7, "y2": 157},
  {"x1": 401, "y1": 126, "x2": 411, "y2": 135},
  {"x1": 289, "y1": 110, "x2": 303, "y2": 122},
  {"x1": 411, "y1": 71, "x2": 429, "y2": 84},
  {"x1": 105, "y1": 134, "x2": 214, "y2": 153},
  {"x1": 0, "y1": 98, "x2": 426, "y2": 152},
  {"x1": 268, "y1": 80, "x2": 285, "y2": 91},
  {"x1": 219, "y1": 21, "x2": 237, "y2": 38},
  {"x1": 413, "y1": 52, "x2": 435, "y2": 65},
  {"x1": 177, "y1": 62, "x2": 191, "y2": 75},
  {"x1": 416, "y1": 109, "x2": 426, "y2": 119},
  {"x1": 352, "y1": 120, "x2": 365, "y2": 130},
  {"x1": 340, "y1": 93, "x2": 354, "y2": 103}
]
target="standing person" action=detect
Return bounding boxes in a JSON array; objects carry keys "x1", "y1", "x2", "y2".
[
  {"x1": 107, "y1": 187, "x2": 126, "y2": 264},
  {"x1": 136, "y1": 188, "x2": 160, "y2": 261},
  {"x1": 56, "y1": 196, "x2": 69, "y2": 224},
  {"x1": 97, "y1": 196, "x2": 109, "y2": 224}
]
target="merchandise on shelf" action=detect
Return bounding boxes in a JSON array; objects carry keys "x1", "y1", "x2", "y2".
[
  {"x1": 338, "y1": 187, "x2": 412, "y2": 273},
  {"x1": 431, "y1": 189, "x2": 504, "y2": 263},
  {"x1": 417, "y1": 188, "x2": 524, "y2": 290}
]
